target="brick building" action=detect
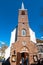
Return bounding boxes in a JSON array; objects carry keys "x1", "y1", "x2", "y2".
[{"x1": 9, "y1": 3, "x2": 38, "y2": 65}]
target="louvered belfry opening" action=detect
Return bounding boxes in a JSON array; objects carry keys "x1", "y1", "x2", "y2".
[{"x1": 21, "y1": 11, "x2": 25, "y2": 15}]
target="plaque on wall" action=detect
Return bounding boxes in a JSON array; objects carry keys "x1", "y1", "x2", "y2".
[{"x1": 11, "y1": 55, "x2": 16, "y2": 62}]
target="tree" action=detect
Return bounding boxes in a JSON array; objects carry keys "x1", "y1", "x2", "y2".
[
  {"x1": 1, "y1": 44, "x2": 8, "y2": 53},
  {"x1": 1, "y1": 44, "x2": 8, "y2": 58}
]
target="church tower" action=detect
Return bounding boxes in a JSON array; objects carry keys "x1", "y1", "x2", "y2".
[{"x1": 17, "y1": 2, "x2": 30, "y2": 41}]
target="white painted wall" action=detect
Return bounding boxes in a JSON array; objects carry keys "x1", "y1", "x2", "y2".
[
  {"x1": 29, "y1": 28, "x2": 36, "y2": 43},
  {"x1": 10, "y1": 28, "x2": 16, "y2": 47},
  {"x1": 5, "y1": 28, "x2": 16, "y2": 60},
  {"x1": 5, "y1": 46, "x2": 10, "y2": 60}
]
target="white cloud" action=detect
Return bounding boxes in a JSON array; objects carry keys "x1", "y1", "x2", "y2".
[
  {"x1": 0, "y1": 41, "x2": 5, "y2": 44},
  {"x1": 1, "y1": 42, "x2": 5, "y2": 44},
  {"x1": 41, "y1": 36, "x2": 43, "y2": 38}
]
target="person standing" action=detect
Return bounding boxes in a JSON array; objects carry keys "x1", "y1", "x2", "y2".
[
  {"x1": 22, "y1": 57, "x2": 24, "y2": 65},
  {"x1": 25, "y1": 56, "x2": 28, "y2": 65}
]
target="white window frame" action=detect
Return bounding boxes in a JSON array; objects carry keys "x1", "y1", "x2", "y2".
[{"x1": 22, "y1": 29, "x2": 26, "y2": 36}]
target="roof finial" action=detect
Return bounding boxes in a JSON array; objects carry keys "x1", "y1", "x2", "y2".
[{"x1": 21, "y1": 2, "x2": 25, "y2": 10}]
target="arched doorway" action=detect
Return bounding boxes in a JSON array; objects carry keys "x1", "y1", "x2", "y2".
[{"x1": 16, "y1": 52, "x2": 29, "y2": 65}]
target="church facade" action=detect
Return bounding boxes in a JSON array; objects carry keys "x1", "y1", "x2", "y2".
[{"x1": 9, "y1": 3, "x2": 38, "y2": 65}]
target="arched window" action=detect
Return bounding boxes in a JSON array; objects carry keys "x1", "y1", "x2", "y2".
[
  {"x1": 22, "y1": 29, "x2": 26, "y2": 36},
  {"x1": 38, "y1": 45, "x2": 43, "y2": 52}
]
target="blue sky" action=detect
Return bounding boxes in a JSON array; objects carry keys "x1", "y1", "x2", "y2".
[{"x1": 0, "y1": 0, "x2": 43, "y2": 46}]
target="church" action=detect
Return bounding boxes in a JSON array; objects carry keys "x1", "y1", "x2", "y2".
[{"x1": 5, "y1": 2, "x2": 39, "y2": 65}]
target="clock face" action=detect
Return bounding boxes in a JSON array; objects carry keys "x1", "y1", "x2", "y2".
[{"x1": 22, "y1": 41, "x2": 26, "y2": 46}]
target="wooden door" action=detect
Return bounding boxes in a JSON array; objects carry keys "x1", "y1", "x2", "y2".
[
  {"x1": 16, "y1": 52, "x2": 29, "y2": 65},
  {"x1": 16, "y1": 52, "x2": 21, "y2": 65}
]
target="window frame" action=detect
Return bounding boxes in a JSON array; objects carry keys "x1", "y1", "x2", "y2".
[
  {"x1": 22, "y1": 29, "x2": 26, "y2": 36},
  {"x1": 38, "y1": 45, "x2": 43, "y2": 53}
]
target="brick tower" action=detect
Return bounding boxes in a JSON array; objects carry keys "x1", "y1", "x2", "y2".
[
  {"x1": 17, "y1": 2, "x2": 30, "y2": 41},
  {"x1": 10, "y1": 2, "x2": 38, "y2": 65}
]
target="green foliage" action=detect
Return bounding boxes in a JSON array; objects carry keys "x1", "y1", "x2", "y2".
[
  {"x1": 0, "y1": 56, "x2": 4, "y2": 60},
  {"x1": 1, "y1": 44, "x2": 8, "y2": 53},
  {"x1": 0, "y1": 44, "x2": 8, "y2": 59}
]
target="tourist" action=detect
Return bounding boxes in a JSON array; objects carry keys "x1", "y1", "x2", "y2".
[{"x1": 25, "y1": 56, "x2": 28, "y2": 65}]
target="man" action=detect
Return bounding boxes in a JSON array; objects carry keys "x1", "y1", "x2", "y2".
[
  {"x1": 25, "y1": 56, "x2": 28, "y2": 65},
  {"x1": 22, "y1": 57, "x2": 24, "y2": 65}
]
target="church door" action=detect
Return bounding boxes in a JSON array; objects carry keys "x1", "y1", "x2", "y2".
[
  {"x1": 16, "y1": 52, "x2": 29, "y2": 65},
  {"x1": 16, "y1": 52, "x2": 21, "y2": 65}
]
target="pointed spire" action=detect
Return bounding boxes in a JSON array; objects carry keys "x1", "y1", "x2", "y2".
[{"x1": 21, "y1": 2, "x2": 25, "y2": 10}]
